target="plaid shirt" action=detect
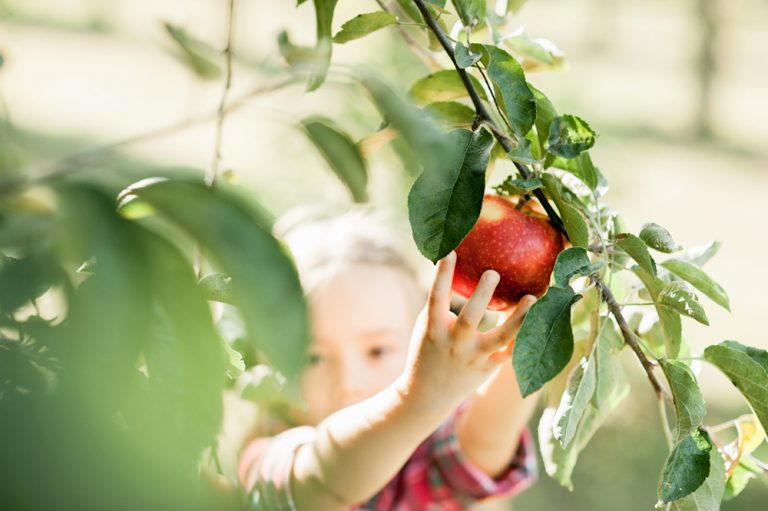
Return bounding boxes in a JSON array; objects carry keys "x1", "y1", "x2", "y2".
[{"x1": 239, "y1": 405, "x2": 537, "y2": 510}]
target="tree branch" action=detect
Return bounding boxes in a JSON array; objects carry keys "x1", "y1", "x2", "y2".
[
  {"x1": 411, "y1": 0, "x2": 567, "y2": 237},
  {"x1": 593, "y1": 276, "x2": 666, "y2": 399},
  {"x1": 206, "y1": 0, "x2": 237, "y2": 187},
  {"x1": 410, "y1": 0, "x2": 669, "y2": 400}
]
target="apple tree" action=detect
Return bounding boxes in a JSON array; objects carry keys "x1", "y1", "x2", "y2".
[{"x1": 0, "y1": 0, "x2": 766, "y2": 510}]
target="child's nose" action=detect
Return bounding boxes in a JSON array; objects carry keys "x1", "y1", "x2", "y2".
[{"x1": 334, "y1": 358, "x2": 368, "y2": 407}]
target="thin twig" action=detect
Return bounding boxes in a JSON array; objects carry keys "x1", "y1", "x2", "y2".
[
  {"x1": 594, "y1": 276, "x2": 666, "y2": 399},
  {"x1": 0, "y1": 77, "x2": 298, "y2": 196},
  {"x1": 657, "y1": 398, "x2": 675, "y2": 450},
  {"x1": 206, "y1": 0, "x2": 236, "y2": 187},
  {"x1": 375, "y1": 0, "x2": 442, "y2": 72}
]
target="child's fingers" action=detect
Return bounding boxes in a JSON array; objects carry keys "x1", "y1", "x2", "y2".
[
  {"x1": 451, "y1": 270, "x2": 500, "y2": 343},
  {"x1": 426, "y1": 251, "x2": 457, "y2": 334},
  {"x1": 479, "y1": 294, "x2": 536, "y2": 351}
]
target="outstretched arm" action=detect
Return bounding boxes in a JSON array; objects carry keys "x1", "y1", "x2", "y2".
[
  {"x1": 456, "y1": 297, "x2": 541, "y2": 479},
  {"x1": 240, "y1": 252, "x2": 519, "y2": 511}
]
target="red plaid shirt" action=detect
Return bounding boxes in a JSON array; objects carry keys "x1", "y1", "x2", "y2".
[{"x1": 239, "y1": 404, "x2": 537, "y2": 510}]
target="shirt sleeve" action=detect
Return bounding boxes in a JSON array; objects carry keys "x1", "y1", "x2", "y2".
[
  {"x1": 429, "y1": 403, "x2": 538, "y2": 503},
  {"x1": 238, "y1": 426, "x2": 316, "y2": 511}
]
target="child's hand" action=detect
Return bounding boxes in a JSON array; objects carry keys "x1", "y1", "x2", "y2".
[{"x1": 397, "y1": 251, "x2": 536, "y2": 413}]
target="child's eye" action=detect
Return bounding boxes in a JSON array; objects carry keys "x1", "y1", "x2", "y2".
[
  {"x1": 368, "y1": 346, "x2": 389, "y2": 359},
  {"x1": 308, "y1": 353, "x2": 324, "y2": 366}
]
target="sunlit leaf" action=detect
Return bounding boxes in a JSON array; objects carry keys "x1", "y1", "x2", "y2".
[
  {"x1": 542, "y1": 173, "x2": 589, "y2": 248},
  {"x1": 670, "y1": 447, "x2": 726, "y2": 511},
  {"x1": 704, "y1": 341, "x2": 768, "y2": 433},
  {"x1": 547, "y1": 114, "x2": 597, "y2": 159},
  {"x1": 553, "y1": 247, "x2": 603, "y2": 288},
  {"x1": 481, "y1": 45, "x2": 536, "y2": 137},
  {"x1": 616, "y1": 233, "x2": 657, "y2": 277},
  {"x1": 660, "y1": 281, "x2": 709, "y2": 326},
  {"x1": 408, "y1": 128, "x2": 493, "y2": 262},
  {"x1": 554, "y1": 353, "x2": 596, "y2": 447},
  {"x1": 409, "y1": 70, "x2": 487, "y2": 104},
  {"x1": 333, "y1": 11, "x2": 397, "y2": 44},
  {"x1": 661, "y1": 359, "x2": 706, "y2": 442},
  {"x1": 513, "y1": 286, "x2": 582, "y2": 397},
  {"x1": 163, "y1": 22, "x2": 222, "y2": 80},
  {"x1": 640, "y1": 222, "x2": 677, "y2": 253},
  {"x1": 659, "y1": 429, "x2": 713, "y2": 504},
  {"x1": 301, "y1": 117, "x2": 369, "y2": 202},
  {"x1": 121, "y1": 179, "x2": 309, "y2": 383},
  {"x1": 661, "y1": 259, "x2": 730, "y2": 311}
]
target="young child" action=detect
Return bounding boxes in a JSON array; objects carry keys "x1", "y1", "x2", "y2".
[{"x1": 237, "y1": 206, "x2": 539, "y2": 510}]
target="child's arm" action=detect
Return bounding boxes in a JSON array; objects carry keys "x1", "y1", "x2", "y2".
[
  {"x1": 240, "y1": 252, "x2": 526, "y2": 511},
  {"x1": 456, "y1": 312, "x2": 541, "y2": 478}
]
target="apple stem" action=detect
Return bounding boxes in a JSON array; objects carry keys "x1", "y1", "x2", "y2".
[
  {"x1": 593, "y1": 276, "x2": 668, "y2": 401},
  {"x1": 411, "y1": 0, "x2": 569, "y2": 239}
]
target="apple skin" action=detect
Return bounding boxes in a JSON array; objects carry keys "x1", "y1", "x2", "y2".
[{"x1": 452, "y1": 194, "x2": 565, "y2": 310}]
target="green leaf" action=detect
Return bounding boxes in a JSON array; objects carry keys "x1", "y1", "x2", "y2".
[
  {"x1": 513, "y1": 286, "x2": 582, "y2": 397},
  {"x1": 408, "y1": 128, "x2": 493, "y2": 262},
  {"x1": 659, "y1": 429, "x2": 713, "y2": 504},
  {"x1": 493, "y1": 175, "x2": 543, "y2": 196},
  {"x1": 277, "y1": 30, "x2": 323, "y2": 68},
  {"x1": 362, "y1": 74, "x2": 451, "y2": 172},
  {"x1": 542, "y1": 173, "x2": 589, "y2": 249},
  {"x1": 723, "y1": 455, "x2": 762, "y2": 501},
  {"x1": 163, "y1": 22, "x2": 222, "y2": 80},
  {"x1": 301, "y1": 117, "x2": 369, "y2": 202},
  {"x1": 704, "y1": 341, "x2": 768, "y2": 433},
  {"x1": 660, "y1": 281, "x2": 709, "y2": 326},
  {"x1": 553, "y1": 247, "x2": 603, "y2": 288},
  {"x1": 455, "y1": 41, "x2": 482, "y2": 68},
  {"x1": 661, "y1": 259, "x2": 730, "y2": 311},
  {"x1": 633, "y1": 267, "x2": 683, "y2": 358},
  {"x1": 409, "y1": 69, "x2": 487, "y2": 104},
  {"x1": 547, "y1": 115, "x2": 597, "y2": 159},
  {"x1": 481, "y1": 45, "x2": 536, "y2": 137},
  {"x1": 502, "y1": 27, "x2": 565, "y2": 72},
  {"x1": 332, "y1": 11, "x2": 397, "y2": 44},
  {"x1": 660, "y1": 360, "x2": 706, "y2": 442},
  {"x1": 140, "y1": 229, "x2": 227, "y2": 455},
  {"x1": 593, "y1": 319, "x2": 628, "y2": 408},
  {"x1": 423, "y1": 101, "x2": 476, "y2": 127},
  {"x1": 616, "y1": 233, "x2": 657, "y2": 277},
  {"x1": 529, "y1": 85, "x2": 557, "y2": 160},
  {"x1": 506, "y1": 137, "x2": 540, "y2": 165},
  {"x1": 640, "y1": 222, "x2": 677, "y2": 253},
  {"x1": 451, "y1": 0, "x2": 485, "y2": 27},
  {"x1": 548, "y1": 152, "x2": 599, "y2": 191},
  {"x1": 554, "y1": 353, "x2": 596, "y2": 447},
  {"x1": 0, "y1": 253, "x2": 62, "y2": 314},
  {"x1": 198, "y1": 272, "x2": 233, "y2": 304},
  {"x1": 540, "y1": 364, "x2": 628, "y2": 489},
  {"x1": 670, "y1": 447, "x2": 726, "y2": 511},
  {"x1": 121, "y1": 179, "x2": 310, "y2": 383},
  {"x1": 307, "y1": 0, "x2": 339, "y2": 91},
  {"x1": 675, "y1": 241, "x2": 721, "y2": 267}
]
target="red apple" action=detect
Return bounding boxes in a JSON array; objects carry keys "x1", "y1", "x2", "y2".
[{"x1": 452, "y1": 194, "x2": 565, "y2": 310}]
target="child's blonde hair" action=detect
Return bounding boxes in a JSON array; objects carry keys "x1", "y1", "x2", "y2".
[{"x1": 273, "y1": 203, "x2": 430, "y2": 307}]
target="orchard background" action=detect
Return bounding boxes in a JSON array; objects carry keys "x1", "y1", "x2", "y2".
[{"x1": 1, "y1": 0, "x2": 767, "y2": 509}]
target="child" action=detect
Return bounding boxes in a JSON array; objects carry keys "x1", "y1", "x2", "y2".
[{"x1": 237, "y1": 206, "x2": 539, "y2": 510}]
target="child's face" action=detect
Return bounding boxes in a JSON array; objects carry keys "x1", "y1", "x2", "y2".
[{"x1": 296, "y1": 263, "x2": 423, "y2": 425}]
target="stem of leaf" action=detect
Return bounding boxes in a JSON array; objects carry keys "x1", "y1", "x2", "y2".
[
  {"x1": 657, "y1": 395, "x2": 675, "y2": 451},
  {"x1": 375, "y1": 0, "x2": 442, "y2": 71}
]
